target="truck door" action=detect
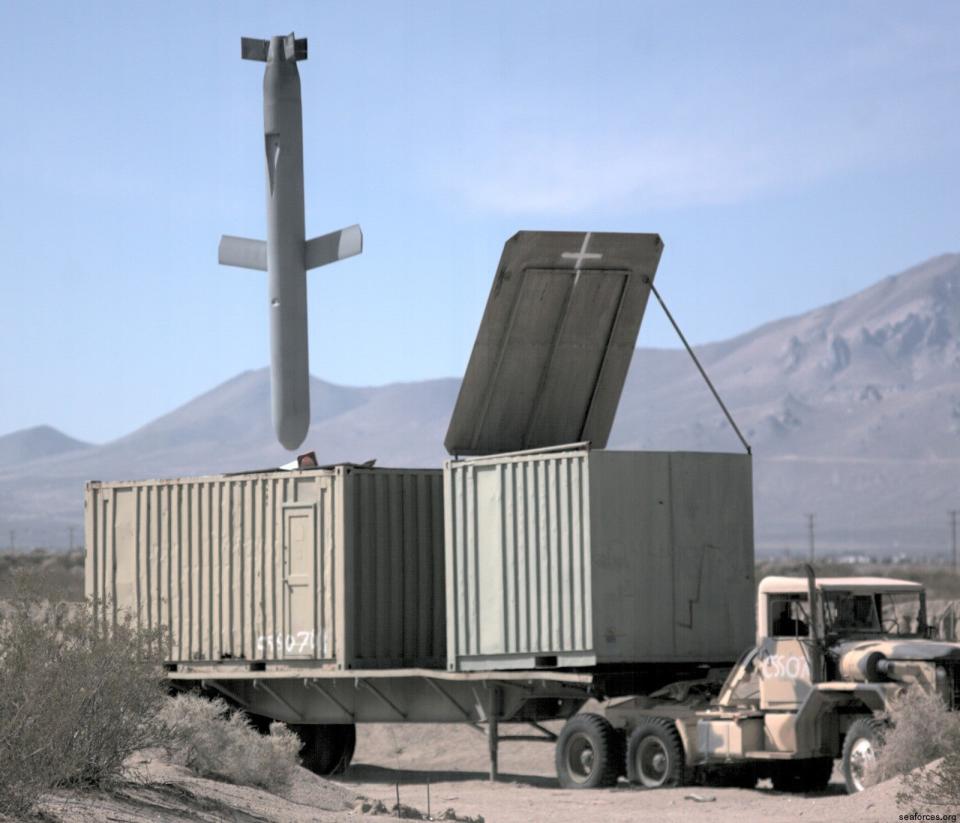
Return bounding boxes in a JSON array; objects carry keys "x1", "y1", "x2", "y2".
[{"x1": 757, "y1": 594, "x2": 817, "y2": 712}]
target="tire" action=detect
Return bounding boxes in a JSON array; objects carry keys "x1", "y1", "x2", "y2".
[
  {"x1": 338, "y1": 723, "x2": 357, "y2": 772},
  {"x1": 555, "y1": 713, "x2": 623, "y2": 789},
  {"x1": 291, "y1": 723, "x2": 357, "y2": 776},
  {"x1": 842, "y1": 718, "x2": 884, "y2": 794},
  {"x1": 625, "y1": 717, "x2": 686, "y2": 788},
  {"x1": 770, "y1": 757, "x2": 834, "y2": 793}
]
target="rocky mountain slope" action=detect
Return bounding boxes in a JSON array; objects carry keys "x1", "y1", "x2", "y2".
[{"x1": 1, "y1": 253, "x2": 958, "y2": 555}]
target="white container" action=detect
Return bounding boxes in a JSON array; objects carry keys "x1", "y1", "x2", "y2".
[{"x1": 85, "y1": 465, "x2": 445, "y2": 669}]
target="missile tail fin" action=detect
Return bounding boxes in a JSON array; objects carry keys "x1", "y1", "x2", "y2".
[
  {"x1": 241, "y1": 38, "x2": 270, "y2": 61},
  {"x1": 305, "y1": 225, "x2": 363, "y2": 270},
  {"x1": 219, "y1": 235, "x2": 267, "y2": 271},
  {"x1": 284, "y1": 35, "x2": 308, "y2": 61}
]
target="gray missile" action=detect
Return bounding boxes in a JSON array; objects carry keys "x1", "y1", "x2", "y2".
[{"x1": 219, "y1": 33, "x2": 362, "y2": 451}]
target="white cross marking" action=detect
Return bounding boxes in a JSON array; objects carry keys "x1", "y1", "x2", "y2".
[{"x1": 561, "y1": 232, "x2": 602, "y2": 283}]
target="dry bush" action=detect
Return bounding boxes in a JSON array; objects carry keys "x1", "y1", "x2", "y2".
[
  {"x1": 0, "y1": 592, "x2": 169, "y2": 818},
  {"x1": 870, "y1": 687, "x2": 960, "y2": 785},
  {"x1": 899, "y1": 754, "x2": 960, "y2": 811},
  {"x1": 158, "y1": 693, "x2": 301, "y2": 791},
  {"x1": 0, "y1": 550, "x2": 85, "y2": 602}
]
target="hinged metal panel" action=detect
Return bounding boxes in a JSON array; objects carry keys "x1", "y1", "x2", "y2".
[{"x1": 445, "y1": 231, "x2": 663, "y2": 456}]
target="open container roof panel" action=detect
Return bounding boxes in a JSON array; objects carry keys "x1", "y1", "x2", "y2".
[{"x1": 445, "y1": 231, "x2": 664, "y2": 456}]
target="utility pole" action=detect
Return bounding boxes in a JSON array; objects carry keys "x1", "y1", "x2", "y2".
[
  {"x1": 806, "y1": 514, "x2": 815, "y2": 564},
  {"x1": 68, "y1": 526, "x2": 75, "y2": 552},
  {"x1": 8, "y1": 530, "x2": 14, "y2": 552},
  {"x1": 951, "y1": 510, "x2": 958, "y2": 573}
]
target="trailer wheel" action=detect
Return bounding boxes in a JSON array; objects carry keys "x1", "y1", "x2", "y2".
[
  {"x1": 555, "y1": 713, "x2": 622, "y2": 788},
  {"x1": 626, "y1": 718, "x2": 685, "y2": 788},
  {"x1": 770, "y1": 757, "x2": 833, "y2": 793},
  {"x1": 842, "y1": 718, "x2": 884, "y2": 794},
  {"x1": 291, "y1": 723, "x2": 357, "y2": 775}
]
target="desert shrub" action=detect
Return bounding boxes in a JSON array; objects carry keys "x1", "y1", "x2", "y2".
[
  {"x1": 0, "y1": 593, "x2": 169, "y2": 817},
  {"x1": 899, "y1": 754, "x2": 960, "y2": 811},
  {"x1": 158, "y1": 693, "x2": 301, "y2": 791},
  {"x1": 869, "y1": 687, "x2": 960, "y2": 785},
  {"x1": 0, "y1": 550, "x2": 85, "y2": 601}
]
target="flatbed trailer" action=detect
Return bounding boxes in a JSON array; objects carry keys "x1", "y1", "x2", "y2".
[
  {"x1": 167, "y1": 664, "x2": 596, "y2": 779},
  {"x1": 165, "y1": 659, "x2": 735, "y2": 780}
]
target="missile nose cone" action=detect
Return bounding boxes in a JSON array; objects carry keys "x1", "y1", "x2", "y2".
[{"x1": 276, "y1": 411, "x2": 310, "y2": 452}]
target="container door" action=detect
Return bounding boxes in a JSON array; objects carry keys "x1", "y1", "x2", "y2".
[{"x1": 282, "y1": 504, "x2": 316, "y2": 658}]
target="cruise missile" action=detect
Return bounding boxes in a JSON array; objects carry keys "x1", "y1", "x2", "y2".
[{"x1": 219, "y1": 33, "x2": 362, "y2": 451}]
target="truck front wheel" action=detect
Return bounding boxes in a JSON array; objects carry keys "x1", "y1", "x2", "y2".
[
  {"x1": 626, "y1": 718, "x2": 685, "y2": 788},
  {"x1": 842, "y1": 718, "x2": 884, "y2": 793},
  {"x1": 555, "y1": 713, "x2": 622, "y2": 788}
]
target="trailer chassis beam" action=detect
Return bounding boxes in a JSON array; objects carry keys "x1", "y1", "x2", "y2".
[
  {"x1": 253, "y1": 679, "x2": 304, "y2": 721},
  {"x1": 359, "y1": 679, "x2": 407, "y2": 720},
  {"x1": 305, "y1": 678, "x2": 355, "y2": 721}
]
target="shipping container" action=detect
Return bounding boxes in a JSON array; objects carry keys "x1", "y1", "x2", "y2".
[
  {"x1": 85, "y1": 465, "x2": 445, "y2": 670},
  {"x1": 444, "y1": 446, "x2": 755, "y2": 671}
]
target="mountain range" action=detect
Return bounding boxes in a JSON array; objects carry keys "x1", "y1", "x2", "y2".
[{"x1": 2, "y1": 252, "x2": 958, "y2": 556}]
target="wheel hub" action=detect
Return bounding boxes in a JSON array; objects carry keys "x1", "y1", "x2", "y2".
[
  {"x1": 637, "y1": 738, "x2": 670, "y2": 787},
  {"x1": 849, "y1": 738, "x2": 875, "y2": 792},
  {"x1": 566, "y1": 733, "x2": 596, "y2": 784}
]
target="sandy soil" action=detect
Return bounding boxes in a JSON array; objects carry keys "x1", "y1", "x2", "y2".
[
  {"x1": 31, "y1": 723, "x2": 946, "y2": 823},
  {"x1": 39, "y1": 755, "x2": 372, "y2": 823},
  {"x1": 341, "y1": 722, "x2": 927, "y2": 823}
]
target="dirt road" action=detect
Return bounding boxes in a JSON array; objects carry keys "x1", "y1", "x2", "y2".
[{"x1": 341, "y1": 723, "x2": 907, "y2": 823}]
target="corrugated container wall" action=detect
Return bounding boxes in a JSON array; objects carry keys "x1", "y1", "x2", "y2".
[
  {"x1": 444, "y1": 447, "x2": 755, "y2": 671},
  {"x1": 85, "y1": 466, "x2": 445, "y2": 670}
]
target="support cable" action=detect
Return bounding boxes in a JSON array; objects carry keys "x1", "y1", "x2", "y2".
[{"x1": 646, "y1": 278, "x2": 752, "y2": 455}]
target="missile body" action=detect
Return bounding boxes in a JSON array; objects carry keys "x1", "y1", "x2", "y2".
[{"x1": 219, "y1": 34, "x2": 362, "y2": 451}]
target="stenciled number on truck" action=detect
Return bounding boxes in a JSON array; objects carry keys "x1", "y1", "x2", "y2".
[
  {"x1": 759, "y1": 652, "x2": 811, "y2": 680},
  {"x1": 257, "y1": 631, "x2": 316, "y2": 655}
]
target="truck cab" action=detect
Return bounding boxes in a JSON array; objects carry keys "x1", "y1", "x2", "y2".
[{"x1": 587, "y1": 575, "x2": 960, "y2": 793}]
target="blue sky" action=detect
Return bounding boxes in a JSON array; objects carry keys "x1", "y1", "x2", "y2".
[{"x1": 0, "y1": 1, "x2": 958, "y2": 443}]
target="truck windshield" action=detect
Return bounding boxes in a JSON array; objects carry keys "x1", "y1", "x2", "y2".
[{"x1": 823, "y1": 591, "x2": 925, "y2": 636}]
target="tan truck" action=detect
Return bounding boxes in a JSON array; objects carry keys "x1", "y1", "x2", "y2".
[{"x1": 557, "y1": 573, "x2": 960, "y2": 793}]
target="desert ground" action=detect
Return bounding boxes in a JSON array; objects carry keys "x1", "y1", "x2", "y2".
[
  {"x1": 34, "y1": 721, "x2": 915, "y2": 823},
  {"x1": 342, "y1": 722, "x2": 913, "y2": 823}
]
